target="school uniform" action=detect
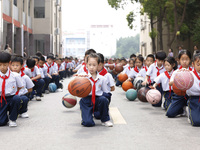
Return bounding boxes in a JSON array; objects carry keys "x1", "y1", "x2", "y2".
[
  {"x1": 24, "y1": 66, "x2": 45, "y2": 97},
  {"x1": 146, "y1": 62, "x2": 166, "y2": 107},
  {"x1": 166, "y1": 66, "x2": 192, "y2": 117},
  {"x1": 58, "y1": 63, "x2": 65, "y2": 80},
  {"x1": 38, "y1": 65, "x2": 49, "y2": 93},
  {"x1": 62, "y1": 61, "x2": 68, "y2": 78},
  {"x1": 116, "y1": 66, "x2": 133, "y2": 86},
  {"x1": 17, "y1": 71, "x2": 34, "y2": 114},
  {"x1": 186, "y1": 69, "x2": 200, "y2": 126},
  {"x1": 67, "y1": 62, "x2": 74, "y2": 76},
  {"x1": 0, "y1": 69, "x2": 23, "y2": 125},
  {"x1": 77, "y1": 65, "x2": 88, "y2": 75},
  {"x1": 79, "y1": 72, "x2": 110, "y2": 127},
  {"x1": 128, "y1": 66, "x2": 143, "y2": 79},
  {"x1": 43, "y1": 62, "x2": 60, "y2": 90},
  {"x1": 154, "y1": 70, "x2": 174, "y2": 110}
]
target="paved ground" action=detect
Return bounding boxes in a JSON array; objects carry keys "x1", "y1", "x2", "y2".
[{"x1": 0, "y1": 78, "x2": 200, "y2": 150}]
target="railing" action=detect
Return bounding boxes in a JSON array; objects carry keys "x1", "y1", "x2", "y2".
[
  {"x1": 28, "y1": 16, "x2": 32, "y2": 29},
  {"x1": 3, "y1": 0, "x2": 11, "y2": 16},
  {"x1": 23, "y1": 12, "x2": 26, "y2": 25},
  {"x1": 13, "y1": 4, "x2": 19, "y2": 21}
]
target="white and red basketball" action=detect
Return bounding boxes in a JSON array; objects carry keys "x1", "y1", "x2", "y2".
[
  {"x1": 174, "y1": 70, "x2": 194, "y2": 90},
  {"x1": 62, "y1": 93, "x2": 77, "y2": 108},
  {"x1": 146, "y1": 89, "x2": 161, "y2": 104}
]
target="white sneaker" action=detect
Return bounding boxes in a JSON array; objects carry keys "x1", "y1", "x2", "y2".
[
  {"x1": 102, "y1": 120, "x2": 113, "y2": 127},
  {"x1": 36, "y1": 96, "x2": 41, "y2": 101},
  {"x1": 56, "y1": 88, "x2": 63, "y2": 92},
  {"x1": 45, "y1": 90, "x2": 50, "y2": 94},
  {"x1": 19, "y1": 112, "x2": 29, "y2": 118},
  {"x1": 9, "y1": 120, "x2": 17, "y2": 127}
]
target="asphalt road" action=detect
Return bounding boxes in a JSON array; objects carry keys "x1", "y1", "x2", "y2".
[{"x1": 0, "y1": 78, "x2": 200, "y2": 150}]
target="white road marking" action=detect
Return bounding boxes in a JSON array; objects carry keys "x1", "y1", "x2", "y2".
[{"x1": 109, "y1": 107, "x2": 127, "y2": 124}]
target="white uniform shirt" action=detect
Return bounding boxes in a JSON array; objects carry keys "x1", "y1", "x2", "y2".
[
  {"x1": 18, "y1": 72, "x2": 34, "y2": 96},
  {"x1": 81, "y1": 72, "x2": 109, "y2": 96},
  {"x1": 0, "y1": 69, "x2": 23, "y2": 96},
  {"x1": 77, "y1": 65, "x2": 88, "y2": 75},
  {"x1": 62, "y1": 62, "x2": 68, "y2": 70},
  {"x1": 122, "y1": 67, "x2": 134, "y2": 77},
  {"x1": 146, "y1": 62, "x2": 166, "y2": 82},
  {"x1": 123, "y1": 64, "x2": 129, "y2": 69},
  {"x1": 44, "y1": 63, "x2": 54, "y2": 75},
  {"x1": 186, "y1": 71, "x2": 200, "y2": 96},
  {"x1": 154, "y1": 71, "x2": 173, "y2": 91},
  {"x1": 37, "y1": 66, "x2": 44, "y2": 78},
  {"x1": 58, "y1": 63, "x2": 65, "y2": 71},
  {"x1": 24, "y1": 66, "x2": 41, "y2": 78},
  {"x1": 40, "y1": 66, "x2": 48, "y2": 77},
  {"x1": 128, "y1": 67, "x2": 142, "y2": 79},
  {"x1": 137, "y1": 66, "x2": 154, "y2": 83},
  {"x1": 52, "y1": 62, "x2": 58, "y2": 74}
]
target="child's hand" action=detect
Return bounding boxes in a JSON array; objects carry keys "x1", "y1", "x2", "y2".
[
  {"x1": 149, "y1": 86, "x2": 155, "y2": 89},
  {"x1": 73, "y1": 74, "x2": 78, "y2": 77},
  {"x1": 127, "y1": 78, "x2": 132, "y2": 82},
  {"x1": 142, "y1": 80, "x2": 149, "y2": 86}
]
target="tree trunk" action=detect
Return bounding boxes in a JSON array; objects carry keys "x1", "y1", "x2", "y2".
[
  {"x1": 158, "y1": 6, "x2": 164, "y2": 51},
  {"x1": 150, "y1": 13, "x2": 156, "y2": 54}
]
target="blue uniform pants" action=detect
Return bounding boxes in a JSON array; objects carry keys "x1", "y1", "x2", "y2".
[
  {"x1": 188, "y1": 96, "x2": 200, "y2": 126},
  {"x1": 19, "y1": 95, "x2": 29, "y2": 114},
  {"x1": 43, "y1": 76, "x2": 51, "y2": 92},
  {"x1": 116, "y1": 79, "x2": 122, "y2": 86},
  {"x1": 80, "y1": 96, "x2": 110, "y2": 127},
  {"x1": 59, "y1": 71, "x2": 65, "y2": 80},
  {"x1": 50, "y1": 75, "x2": 60, "y2": 88},
  {"x1": 163, "y1": 91, "x2": 173, "y2": 110},
  {"x1": 166, "y1": 93, "x2": 188, "y2": 118},
  {"x1": 33, "y1": 79, "x2": 45, "y2": 97},
  {"x1": 0, "y1": 95, "x2": 21, "y2": 126}
]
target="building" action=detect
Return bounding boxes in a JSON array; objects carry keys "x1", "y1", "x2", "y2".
[{"x1": 1, "y1": 0, "x2": 62, "y2": 57}]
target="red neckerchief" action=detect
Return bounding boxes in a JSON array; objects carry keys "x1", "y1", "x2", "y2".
[
  {"x1": 128, "y1": 66, "x2": 131, "y2": 71},
  {"x1": 82, "y1": 62, "x2": 86, "y2": 66},
  {"x1": 51, "y1": 62, "x2": 55, "y2": 67},
  {"x1": 0, "y1": 70, "x2": 10, "y2": 107},
  {"x1": 144, "y1": 66, "x2": 151, "y2": 85},
  {"x1": 45, "y1": 63, "x2": 51, "y2": 73},
  {"x1": 164, "y1": 70, "x2": 173, "y2": 98},
  {"x1": 16, "y1": 71, "x2": 25, "y2": 95},
  {"x1": 99, "y1": 67, "x2": 108, "y2": 76},
  {"x1": 179, "y1": 66, "x2": 192, "y2": 71},
  {"x1": 21, "y1": 67, "x2": 25, "y2": 72},
  {"x1": 83, "y1": 65, "x2": 88, "y2": 74},
  {"x1": 90, "y1": 77, "x2": 98, "y2": 112},
  {"x1": 193, "y1": 69, "x2": 200, "y2": 102},
  {"x1": 65, "y1": 62, "x2": 68, "y2": 70},
  {"x1": 155, "y1": 62, "x2": 163, "y2": 76},
  {"x1": 57, "y1": 64, "x2": 61, "y2": 71},
  {"x1": 144, "y1": 66, "x2": 148, "y2": 72},
  {"x1": 134, "y1": 67, "x2": 139, "y2": 73},
  {"x1": 37, "y1": 65, "x2": 43, "y2": 68},
  {"x1": 31, "y1": 67, "x2": 34, "y2": 72}
]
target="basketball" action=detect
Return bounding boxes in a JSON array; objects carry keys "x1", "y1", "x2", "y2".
[
  {"x1": 122, "y1": 81, "x2": 133, "y2": 92},
  {"x1": 70, "y1": 77, "x2": 92, "y2": 97},
  {"x1": 172, "y1": 83, "x2": 186, "y2": 96},
  {"x1": 115, "y1": 63, "x2": 123, "y2": 73},
  {"x1": 174, "y1": 70, "x2": 194, "y2": 90},
  {"x1": 137, "y1": 87, "x2": 149, "y2": 102},
  {"x1": 118, "y1": 73, "x2": 128, "y2": 82},
  {"x1": 109, "y1": 65, "x2": 114, "y2": 70},
  {"x1": 48, "y1": 83, "x2": 57, "y2": 92},
  {"x1": 133, "y1": 77, "x2": 145, "y2": 91},
  {"x1": 62, "y1": 93, "x2": 77, "y2": 108},
  {"x1": 126, "y1": 89, "x2": 137, "y2": 101},
  {"x1": 146, "y1": 89, "x2": 161, "y2": 104},
  {"x1": 68, "y1": 81, "x2": 73, "y2": 95}
]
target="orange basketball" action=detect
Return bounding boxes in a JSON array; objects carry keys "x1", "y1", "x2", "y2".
[
  {"x1": 109, "y1": 65, "x2": 114, "y2": 70},
  {"x1": 122, "y1": 81, "x2": 133, "y2": 92},
  {"x1": 68, "y1": 80, "x2": 73, "y2": 95},
  {"x1": 172, "y1": 83, "x2": 186, "y2": 96},
  {"x1": 70, "y1": 77, "x2": 92, "y2": 97},
  {"x1": 115, "y1": 63, "x2": 123, "y2": 73},
  {"x1": 118, "y1": 73, "x2": 128, "y2": 82}
]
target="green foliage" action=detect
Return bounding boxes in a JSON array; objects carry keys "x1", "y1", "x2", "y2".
[
  {"x1": 114, "y1": 35, "x2": 140, "y2": 58},
  {"x1": 149, "y1": 28, "x2": 157, "y2": 39},
  {"x1": 192, "y1": 17, "x2": 200, "y2": 44},
  {"x1": 126, "y1": 11, "x2": 135, "y2": 29}
]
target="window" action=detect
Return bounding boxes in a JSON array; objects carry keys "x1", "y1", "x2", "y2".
[
  {"x1": 34, "y1": 0, "x2": 45, "y2": 18},
  {"x1": 14, "y1": 0, "x2": 17, "y2": 6},
  {"x1": 35, "y1": 40, "x2": 45, "y2": 54}
]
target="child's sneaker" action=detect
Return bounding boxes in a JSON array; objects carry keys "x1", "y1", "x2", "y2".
[
  {"x1": 41, "y1": 94, "x2": 44, "y2": 97},
  {"x1": 19, "y1": 112, "x2": 29, "y2": 118},
  {"x1": 9, "y1": 120, "x2": 17, "y2": 127},
  {"x1": 45, "y1": 90, "x2": 50, "y2": 94},
  {"x1": 36, "y1": 96, "x2": 41, "y2": 101},
  {"x1": 102, "y1": 120, "x2": 113, "y2": 127},
  {"x1": 56, "y1": 88, "x2": 63, "y2": 92}
]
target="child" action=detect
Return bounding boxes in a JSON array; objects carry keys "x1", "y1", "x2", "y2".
[
  {"x1": 167, "y1": 50, "x2": 192, "y2": 117},
  {"x1": 43, "y1": 55, "x2": 62, "y2": 92},
  {"x1": 187, "y1": 53, "x2": 200, "y2": 126},
  {"x1": 56, "y1": 58, "x2": 65, "y2": 80},
  {"x1": 10, "y1": 56, "x2": 34, "y2": 118},
  {"x1": 0, "y1": 51, "x2": 23, "y2": 127},
  {"x1": 153, "y1": 57, "x2": 177, "y2": 110},
  {"x1": 143, "y1": 51, "x2": 167, "y2": 107},
  {"x1": 24, "y1": 58, "x2": 44, "y2": 101},
  {"x1": 128, "y1": 56, "x2": 144, "y2": 81},
  {"x1": 79, "y1": 53, "x2": 113, "y2": 127}
]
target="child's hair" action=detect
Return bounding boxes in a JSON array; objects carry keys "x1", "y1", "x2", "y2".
[
  {"x1": 97, "y1": 53, "x2": 104, "y2": 64},
  {"x1": 39, "y1": 56, "x2": 45, "y2": 62},
  {"x1": 164, "y1": 57, "x2": 177, "y2": 70},
  {"x1": 85, "y1": 49, "x2": 96, "y2": 56},
  {"x1": 35, "y1": 52, "x2": 43, "y2": 57},
  {"x1": 146, "y1": 54, "x2": 155, "y2": 61},
  {"x1": 47, "y1": 55, "x2": 54, "y2": 60},
  {"x1": 32, "y1": 56, "x2": 39, "y2": 61},
  {"x1": 26, "y1": 58, "x2": 36, "y2": 68},
  {"x1": 130, "y1": 54, "x2": 136, "y2": 59},
  {"x1": 0, "y1": 51, "x2": 11, "y2": 63},
  {"x1": 178, "y1": 50, "x2": 191, "y2": 60},
  {"x1": 11, "y1": 56, "x2": 23, "y2": 65},
  {"x1": 193, "y1": 53, "x2": 200, "y2": 63},
  {"x1": 156, "y1": 51, "x2": 167, "y2": 60},
  {"x1": 135, "y1": 56, "x2": 144, "y2": 63},
  {"x1": 129, "y1": 58, "x2": 135, "y2": 63},
  {"x1": 120, "y1": 57, "x2": 126, "y2": 62},
  {"x1": 86, "y1": 53, "x2": 100, "y2": 64},
  {"x1": 65, "y1": 57, "x2": 68, "y2": 59}
]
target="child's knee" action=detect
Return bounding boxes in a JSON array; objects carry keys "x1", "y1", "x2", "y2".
[
  {"x1": 166, "y1": 110, "x2": 176, "y2": 118},
  {"x1": 81, "y1": 120, "x2": 95, "y2": 127}
]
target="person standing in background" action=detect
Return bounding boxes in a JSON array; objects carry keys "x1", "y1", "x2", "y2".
[
  {"x1": 4, "y1": 44, "x2": 12, "y2": 54},
  {"x1": 168, "y1": 48, "x2": 173, "y2": 57}
]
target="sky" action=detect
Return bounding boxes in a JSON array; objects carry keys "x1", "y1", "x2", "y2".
[{"x1": 62, "y1": 0, "x2": 141, "y2": 39}]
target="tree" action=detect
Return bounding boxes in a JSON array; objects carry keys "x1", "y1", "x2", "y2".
[{"x1": 114, "y1": 35, "x2": 140, "y2": 58}]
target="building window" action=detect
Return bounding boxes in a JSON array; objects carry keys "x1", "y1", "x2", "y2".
[
  {"x1": 14, "y1": 0, "x2": 17, "y2": 6},
  {"x1": 35, "y1": 40, "x2": 45, "y2": 54},
  {"x1": 34, "y1": 0, "x2": 45, "y2": 18}
]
